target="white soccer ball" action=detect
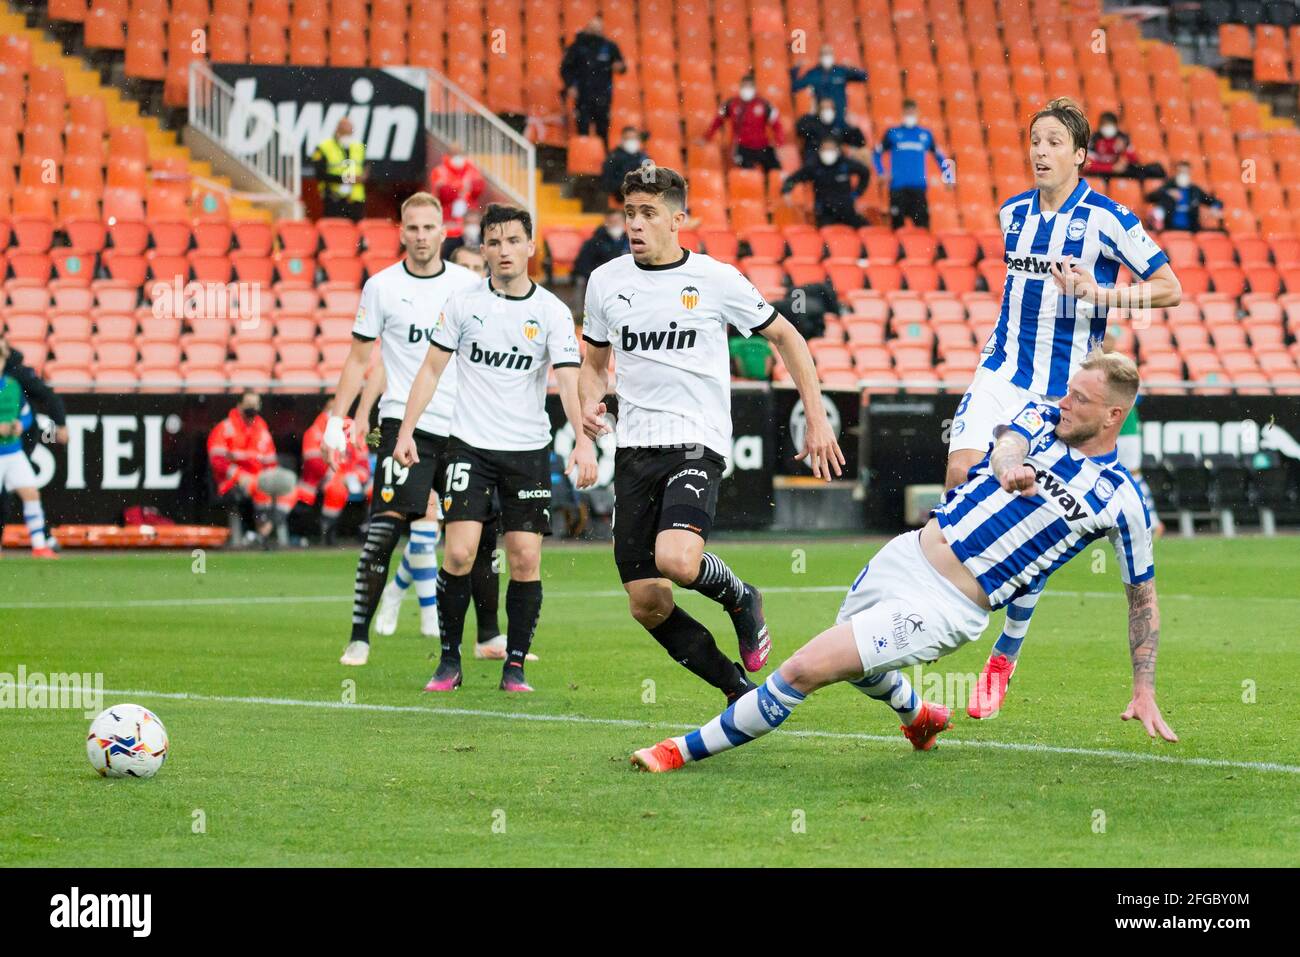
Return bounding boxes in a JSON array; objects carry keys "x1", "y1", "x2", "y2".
[{"x1": 86, "y1": 704, "x2": 170, "y2": 779}]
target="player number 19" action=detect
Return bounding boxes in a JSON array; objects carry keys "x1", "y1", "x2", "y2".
[{"x1": 382, "y1": 457, "x2": 410, "y2": 486}]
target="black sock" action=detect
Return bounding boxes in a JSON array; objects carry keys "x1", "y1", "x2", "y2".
[
  {"x1": 505, "y1": 579, "x2": 542, "y2": 668},
  {"x1": 472, "y1": 524, "x2": 502, "y2": 641},
  {"x1": 688, "y1": 552, "x2": 746, "y2": 610},
  {"x1": 350, "y1": 515, "x2": 403, "y2": 642},
  {"x1": 647, "y1": 606, "x2": 749, "y2": 696},
  {"x1": 436, "y1": 568, "x2": 473, "y2": 664}
]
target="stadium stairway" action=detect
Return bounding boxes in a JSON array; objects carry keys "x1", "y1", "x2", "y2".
[{"x1": 0, "y1": 4, "x2": 266, "y2": 223}]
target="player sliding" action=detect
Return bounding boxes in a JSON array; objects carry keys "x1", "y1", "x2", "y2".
[
  {"x1": 633, "y1": 348, "x2": 1176, "y2": 773},
  {"x1": 579, "y1": 166, "x2": 844, "y2": 704},
  {"x1": 324, "y1": 192, "x2": 481, "y2": 666},
  {"x1": 395, "y1": 204, "x2": 596, "y2": 692},
  {"x1": 949, "y1": 97, "x2": 1181, "y2": 718}
]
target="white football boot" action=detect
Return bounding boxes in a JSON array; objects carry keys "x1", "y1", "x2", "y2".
[
  {"x1": 372, "y1": 582, "x2": 404, "y2": 637},
  {"x1": 339, "y1": 640, "x2": 370, "y2": 666},
  {"x1": 474, "y1": 634, "x2": 538, "y2": 661}
]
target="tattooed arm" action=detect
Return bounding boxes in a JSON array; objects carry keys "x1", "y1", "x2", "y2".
[
  {"x1": 1120, "y1": 579, "x2": 1178, "y2": 742},
  {"x1": 990, "y1": 431, "x2": 1036, "y2": 495}
]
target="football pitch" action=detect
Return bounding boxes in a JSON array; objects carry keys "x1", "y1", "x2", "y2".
[{"x1": 1, "y1": 536, "x2": 1297, "y2": 868}]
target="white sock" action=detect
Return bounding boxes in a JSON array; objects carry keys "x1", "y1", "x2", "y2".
[
  {"x1": 850, "y1": 669, "x2": 922, "y2": 725},
  {"x1": 23, "y1": 501, "x2": 46, "y2": 549},
  {"x1": 407, "y1": 520, "x2": 441, "y2": 621}
]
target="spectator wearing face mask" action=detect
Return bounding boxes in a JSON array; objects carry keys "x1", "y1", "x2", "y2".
[
  {"x1": 560, "y1": 17, "x2": 626, "y2": 142},
  {"x1": 1146, "y1": 162, "x2": 1223, "y2": 233},
  {"x1": 1086, "y1": 112, "x2": 1167, "y2": 181},
  {"x1": 704, "y1": 74, "x2": 784, "y2": 171},
  {"x1": 796, "y1": 96, "x2": 867, "y2": 168},
  {"x1": 602, "y1": 127, "x2": 651, "y2": 202},
  {"x1": 873, "y1": 100, "x2": 947, "y2": 229},
  {"x1": 206, "y1": 391, "x2": 295, "y2": 548},
  {"x1": 310, "y1": 116, "x2": 369, "y2": 221},
  {"x1": 790, "y1": 44, "x2": 868, "y2": 124},
  {"x1": 573, "y1": 211, "x2": 630, "y2": 287},
  {"x1": 441, "y1": 209, "x2": 483, "y2": 260},
  {"x1": 781, "y1": 137, "x2": 872, "y2": 227},
  {"x1": 430, "y1": 144, "x2": 486, "y2": 242}
]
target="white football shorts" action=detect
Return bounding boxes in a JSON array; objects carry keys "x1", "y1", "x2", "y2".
[
  {"x1": 948, "y1": 367, "x2": 1058, "y2": 456},
  {"x1": 836, "y1": 529, "x2": 990, "y2": 676},
  {"x1": 0, "y1": 449, "x2": 38, "y2": 492}
]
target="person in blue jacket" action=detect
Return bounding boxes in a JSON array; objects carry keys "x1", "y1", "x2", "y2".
[
  {"x1": 873, "y1": 100, "x2": 949, "y2": 229},
  {"x1": 790, "y1": 44, "x2": 867, "y2": 123}
]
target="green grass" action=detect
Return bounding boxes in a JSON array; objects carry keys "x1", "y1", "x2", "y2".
[{"x1": 1, "y1": 536, "x2": 1297, "y2": 867}]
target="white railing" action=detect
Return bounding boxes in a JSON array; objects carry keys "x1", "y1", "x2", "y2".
[
  {"x1": 425, "y1": 67, "x2": 536, "y2": 223},
  {"x1": 188, "y1": 61, "x2": 303, "y2": 219}
]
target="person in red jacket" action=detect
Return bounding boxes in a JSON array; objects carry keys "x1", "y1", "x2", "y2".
[
  {"x1": 298, "y1": 406, "x2": 372, "y2": 545},
  {"x1": 207, "y1": 391, "x2": 286, "y2": 546},
  {"x1": 1085, "y1": 112, "x2": 1166, "y2": 182},
  {"x1": 704, "y1": 74, "x2": 784, "y2": 171},
  {"x1": 430, "y1": 144, "x2": 486, "y2": 243}
]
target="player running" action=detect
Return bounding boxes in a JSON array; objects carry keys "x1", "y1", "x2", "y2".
[
  {"x1": 395, "y1": 203, "x2": 596, "y2": 693},
  {"x1": 0, "y1": 332, "x2": 67, "y2": 558},
  {"x1": 579, "y1": 166, "x2": 844, "y2": 704},
  {"x1": 324, "y1": 192, "x2": 482, "y2": 666},
  {"x1": 949, "y1": 97, "x2": 1181, "y2": 718},
  {"x1": 632, "y1": 348, "x2": 1176, "y2": 772}
]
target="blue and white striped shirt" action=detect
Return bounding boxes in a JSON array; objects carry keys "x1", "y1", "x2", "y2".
[
  {"x1": 981, "y1": 180, "x2": 1169, "y2": 398},
  {"x1": 935, "y1": 401, "x2": 1155, "y2": 609}
]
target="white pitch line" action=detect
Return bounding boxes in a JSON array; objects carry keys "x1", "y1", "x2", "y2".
[
  {"x1": 1, "y1": 585, "x2": 1295, "y2": 611},
  {"x1": 50, "y1": 684, "x2": 1300, "y2": 777}
]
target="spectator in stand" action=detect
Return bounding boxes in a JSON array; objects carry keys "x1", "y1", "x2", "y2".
[
  {"x1": 310, "y1": 116, "x2": 369, "y2": 221},
  {"x1": 1086, "y1": 112, "x2": 1167, "y2": 181},
  {"x1": 1146, "y1": 161, "x2": 1223, "y2": 233},
  {"x1": 206, "y1": 391, "x2": 293, "y2": 548},
  {"x1": 449, "y1": 244, "x2": 487, "y2": 278},
  {"x1": 442, "y1": 209, "x2": 483, "y2": 260},
  {"x1": 560, "y1": 17, "x2": 626, "y2": 142},
  {"x1": 796, "y1": 95, "x2": 867, "y2": 167},
  {"x1": 298, "y1": 404, "x2": 372, "y2": 545},
  {"x1": 602, "y1": 126, "x2": 651, "y2": 203},
  {"x1": 574, "y1": 210, "x2": 630, "y2": 288},
  {"x1": 729, "y1": 327, "x2": 775, "y2": 381},
  {"x1": 783, "y1": 136, "x2": 871, "y2": 227},
  {"x1": 430, "y1": 144, "x2": 486, "y2": 247},
  {"x1": 873, "y1": 99, "x2": 948, "y2": 229},
  {"x1": 705, "y1": 73, "x2": 784, "y2": 171},
  {"x1": 790, "y1": 44, "x2": 868, "y2": 123}
]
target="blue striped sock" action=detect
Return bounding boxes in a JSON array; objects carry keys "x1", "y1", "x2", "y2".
[
  {"x1": 994, "y1": 591, "x2": 1041, "y2": 660},
  {"x1": 394, "y1": 548, "x2": 413, "y2": 592},
  {"x1": 23, "y1": 501, "x2": 46, "y2": 549},
  {"x1": 672, "y1": 672, "x2": 806, "y2": 763},
  {"x1": 407, "y1": 520, "x2": 441, "y2": 611},
  {"x1": 850, "y1": 669, "x2": 921, "y2": 724}
]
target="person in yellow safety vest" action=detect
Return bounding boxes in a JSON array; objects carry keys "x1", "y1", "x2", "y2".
[{"x1": 311, "y1": 117, "x2": 369, "y2": 221}]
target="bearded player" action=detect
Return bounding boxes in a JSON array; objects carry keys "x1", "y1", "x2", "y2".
[
  {"x1": 633, "y1": 348, "x2": 1176, "y2": 773},
  {"x1": 949, "y1": 98, "x2": 1180, "y2": 718}
]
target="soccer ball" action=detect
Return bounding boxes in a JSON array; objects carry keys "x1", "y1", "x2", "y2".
[{"x1": 86, "y1": 704, "x2": 169, "y2": 779}]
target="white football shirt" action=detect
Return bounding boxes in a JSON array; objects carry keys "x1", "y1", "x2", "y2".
[
  {"x1": 352, "y1": 258, "x2": 482, "y2": 436},
  {"x1": 432, "y1": 280, "x2": 580, "y2": 451},
  {"x1": 582, "y1": 250, "x2": 777, "y2": 456}
]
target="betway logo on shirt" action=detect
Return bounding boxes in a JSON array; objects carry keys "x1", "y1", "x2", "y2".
[
  {"x1": 621, "y1": 323, "x2": 698, "y2": 351},
  {"x1": 1034, "y1": 468, "x2": 1089, "y2": 522},
  {"x1": 407, "y1": 326, "x2": 439, "y2": 344},
  {"x1": 468, "y1": 342, "x2": 533, "y2": 370},
  {"x1": 1004, "y1": 252, "x2": 1066, "y2": 278}
]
